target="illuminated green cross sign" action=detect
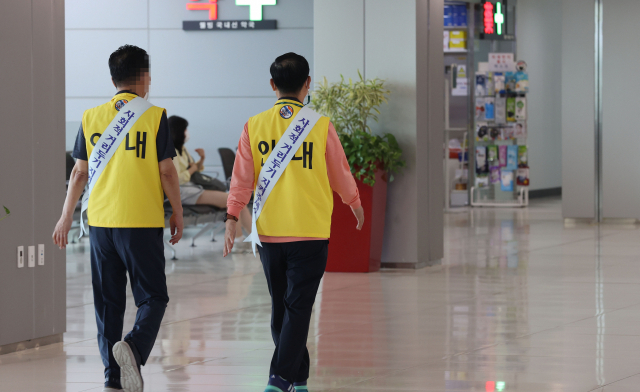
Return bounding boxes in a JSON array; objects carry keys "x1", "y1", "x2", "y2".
[
  {"x1": 236, "y1": 0, "x2": 277, "y2": 21},
  {"x1": 494, "y1": 2, "x2": 504, "y2": 35}
]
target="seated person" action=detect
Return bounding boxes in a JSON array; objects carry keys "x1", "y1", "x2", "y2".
[{"x1": 168, "y1": 115, "x2": 251, "y2": 241}]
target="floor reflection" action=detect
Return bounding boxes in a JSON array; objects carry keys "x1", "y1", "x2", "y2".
[
  {"x1": 441, "y1": 211, "x2": 531, "y2": 392},
  {"x1": 595, "y1": 228, "x2": 605, "y2": 388},
  {"x1": 5, "y1": 198, "x2": 640, "y2": 391}
]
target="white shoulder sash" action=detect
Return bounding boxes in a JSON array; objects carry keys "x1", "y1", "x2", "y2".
[
  {"x1": 244, "y1": 106, "x2": 323, "y2": 255},
  {"x1": 79, "y1": 97, "x2": 154, "y2": 237}
]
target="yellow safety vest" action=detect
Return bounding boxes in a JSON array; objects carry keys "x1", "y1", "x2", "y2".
[
  {"x1": 82, "y1": 92, "x2": 166, "y2": 228},
  {"x1": 248, "y1": 99, "x2": 333, "y2": 237}
]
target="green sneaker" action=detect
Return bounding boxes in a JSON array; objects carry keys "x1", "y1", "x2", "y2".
[{"x1": 264, "y1": 375, "x2": 294, "y2": 392}]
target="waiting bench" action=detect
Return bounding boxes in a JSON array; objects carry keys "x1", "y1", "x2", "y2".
[
  {"x1": 163, "y1": 202, "x2": 226, "y2": 260},
  {"x1": 65, "y1": 150, "x2": 233, "y2": 260},
  {"x1": 69, "y1": 202, "x2": 225, "y2": 261}
]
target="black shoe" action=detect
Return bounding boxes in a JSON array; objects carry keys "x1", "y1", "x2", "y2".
[
  {"x1": 113, "y1": 340, "x2": 143, "y2": 392},
  {"x1": 102, "y1": 378, "x2": 122, "y2": 392},
  {"x1": 104, "y1": 376, "x2": 122, "y2": 391}
]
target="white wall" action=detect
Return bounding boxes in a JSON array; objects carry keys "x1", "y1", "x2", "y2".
[
  {"x1": 515, "y1": 0, "x2": 596, "y2": 217},
  {"x1": 313, "y1": 0, "x2": 363, "y2": 82},
  {"x1": 65, "y1": 0, "x2": 313, "y2": 178},
  {"x1": 516, "y1": 0, "x2": 563, "y2": 192}
]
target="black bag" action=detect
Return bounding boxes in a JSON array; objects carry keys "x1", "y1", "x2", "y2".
[
  {"x1": 188, "y1": 152, "x2": 227, "y2": 191},
  {"x1": 191, "y1": 171, "x2": 226, "y2": 191}
]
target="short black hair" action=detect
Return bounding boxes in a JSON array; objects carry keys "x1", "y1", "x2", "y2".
[
  {"x1": 109, "y1": 45, "x2": 149, "y2": 85},
  {"x1": 168, "y1": 115, "x2": 189, "y2": 152},
  {"x1": 270, "y1": 53, "x2": 310, "y2": 95}
]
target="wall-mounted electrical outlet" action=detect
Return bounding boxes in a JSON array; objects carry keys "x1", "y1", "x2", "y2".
[
  {"x1": 17, "y1": 246, "x2": 24, "y2": 268},
  {"x1": 28, "y1": 246, "x2": 35, "y2": 268},
  {"x1": 38, "y1": 244, "x2": 44, "y2": 265}
]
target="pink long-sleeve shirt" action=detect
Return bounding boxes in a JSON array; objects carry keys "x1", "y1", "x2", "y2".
[{"x1": 228, "y1": 120, "x2": 361, "y2": 243}]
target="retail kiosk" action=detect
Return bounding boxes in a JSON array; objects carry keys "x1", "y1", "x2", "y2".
[{"x1": 444, "y1": 0, "x2": 528, "y2": 209}]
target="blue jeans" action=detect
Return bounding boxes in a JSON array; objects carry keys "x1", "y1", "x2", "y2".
[{"x1": 89, "y1": 227, "x2": 169, "y2": 385}]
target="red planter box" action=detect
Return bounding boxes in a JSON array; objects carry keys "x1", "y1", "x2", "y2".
[{"x1": 326, "y1": 169, "x2": 388, "y2": 273}]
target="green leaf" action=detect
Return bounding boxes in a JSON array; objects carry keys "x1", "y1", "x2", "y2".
[
  {"x1": 0, "y1": 206, "x2": 10, "y2": 222},
  {"x1": 311, "y1": 70, "x2": 405, "y2": 185}
]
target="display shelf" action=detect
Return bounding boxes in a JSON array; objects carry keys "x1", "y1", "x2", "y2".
[
  {"x1": 471, "y1": 138, "x2": 529, "y2": 207},
  {"x1": 470, "y1": 64, "x2": 530, "y2": 208},
  {"x1": 443, "y1": 1, "x2": 473, "y2": 211},
  {"x1": 444, "y1": 75, "x2": 470, "y2": 211}
]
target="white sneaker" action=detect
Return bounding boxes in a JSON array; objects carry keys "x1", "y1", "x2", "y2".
[{"x1": 113, "y1": 341, "x2": 143, "y2": 392}]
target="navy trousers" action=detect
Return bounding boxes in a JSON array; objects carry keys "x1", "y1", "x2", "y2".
[
  {"x1": 89, "y1": 227, "x2": 169, "y2": 385},
  {"x1": 258, "y1": 240, "x2": 329, "y2": 383}
]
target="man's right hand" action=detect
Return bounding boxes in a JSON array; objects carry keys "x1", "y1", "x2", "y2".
[
  {"x1": 169, "y1": 212, "x2": 184, "y2": 244},
  {"x1": 352, "y1": 206, "x2": 365, "y2": 230},
  {"x1": 52, "y1": 215, "x2": 73, "y2": 249},
  {"x1": 53, "y1": 160, "x2": 89, "y2": 250}
]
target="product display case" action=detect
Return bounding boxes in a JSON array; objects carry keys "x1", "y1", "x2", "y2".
[
  {"x1": 443, "y1": 1, "x2": 473, "y2": 210},
  {"x1": 470, "y1": 57, "x2": 530, "y2": 207},
  {"x1": 444, "y1": 0, "x2": 525, "y2": 209}
]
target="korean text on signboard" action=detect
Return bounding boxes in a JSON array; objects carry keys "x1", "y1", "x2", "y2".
[
  {"x1": 183, "y1": 20, "x2": 276, "y2": 30},
  {"x1": 184, "y1": 0, "x2": 277, "y2": 31}
]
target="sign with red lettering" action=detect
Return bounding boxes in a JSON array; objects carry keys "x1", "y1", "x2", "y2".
[
  {"x1": 488, "y1": 53, "x2": 515, "y2": 72},
  {"x1": 187, "y1": 0, "x2": 218, "y2": 20},
  {"x1": 479, "y1": 1, "x2": 514, "y2": 41},
  {"x1": 183, "y1": 0, "x2": 278, "y2": 31},
  {"x1": 483, "y1": 1, "x2": 494, "y2": 35}
]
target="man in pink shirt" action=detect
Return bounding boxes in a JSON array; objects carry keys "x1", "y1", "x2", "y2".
[{"x1": 224, "y1": 53, "x2": 364, "y2": 392}]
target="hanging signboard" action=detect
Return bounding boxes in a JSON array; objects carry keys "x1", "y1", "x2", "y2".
[
  {"x1": 478, "y1": 0, "x2": 515, "y2": 41},
  {"x1": 183, "y1": 20, "x2": 276, "y2": 31},
  {"x1": 488, "y1": 53, "x2": 516, "y2": 72},
  {"x1": 183, "y1": 0, "x2": 278, "y2": 31}
]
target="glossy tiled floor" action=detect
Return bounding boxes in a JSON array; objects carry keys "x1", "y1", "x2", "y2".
[{"x1": 4, "y1": 197, "x2": 640, "y2": 391}]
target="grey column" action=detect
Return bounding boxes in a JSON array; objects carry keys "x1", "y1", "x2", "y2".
[
  {"x1": 561, "y1": 0, "x2": 596, "y2": 219},
  {"x1": 315, "y1": 0, "x2": 444, "y2": 267},
  {"x1": 417, "y1": 0, "x2": 444, "y2": 264},
  {"x1": 601, "y1": 0, "x2": 640, "y2": 219},
  {"x1": 0, "y1": 0, "x2": 66, "y2": 348}
]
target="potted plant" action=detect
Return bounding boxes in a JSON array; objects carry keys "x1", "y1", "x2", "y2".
[{"x1": 311, "y1": 72, "x2": 405, "y2": 272}]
